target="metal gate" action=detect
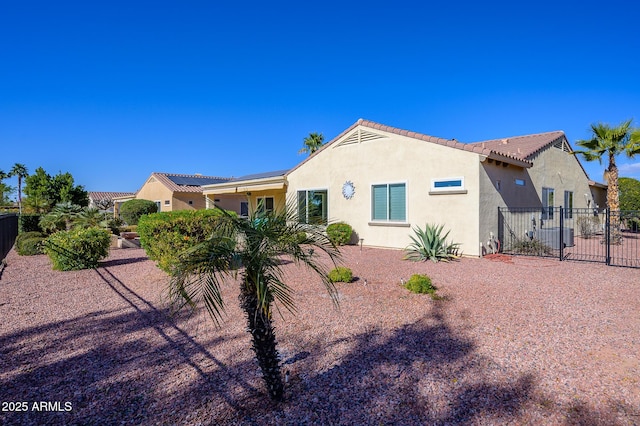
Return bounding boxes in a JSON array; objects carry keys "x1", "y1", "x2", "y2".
[{"x1": 498, "y1": 207, "x2": 640, "y2": 268}]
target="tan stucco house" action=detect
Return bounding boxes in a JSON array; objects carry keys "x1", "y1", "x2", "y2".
[
  {"x1": 113, "y1": 172, "x2": 237, "y2": 217},
  {"x1": 89, "y1": 192, "x2": 135, "y2": 212},
  {"x1": 203, "y1": 119, "x2": 606, "y2": 256}
]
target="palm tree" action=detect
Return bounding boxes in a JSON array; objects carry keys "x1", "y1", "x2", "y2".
[
  {"x1": 168, "y1": 204, "x2": 341, "y2": 401},
  {"x1": 574, "y1": 120, "x2": 640, "y2": 212},
  {"x1": 298, "y1": 132, "x2": 325, "y2": 155},
  {"x1": 40, "y1": 202, "x2": 83, "y2": 232},
  {"x1": 9, "y1": 163, "x2": 28, "y2": 214}
]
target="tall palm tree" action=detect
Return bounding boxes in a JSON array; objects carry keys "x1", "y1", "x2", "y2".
[
  {"x1": 298, "y1": 132, "x2": 325, "y2": 155},
  {"x1": 574, "y1": 119, "x2": 640, "y2": 212},
  {"x1": 9, "y1": 163, "x2": 28, "y2": 214},
  {"x1": 168, "y1": 204, "x2": 341, "y2": 401}
]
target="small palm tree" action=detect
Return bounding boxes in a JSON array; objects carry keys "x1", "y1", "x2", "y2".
[
  {"x1": 298, "y1": 132, "x2": 325, "y2": 155},
  {"x1": 9, "y1": 163, "x2": 28, "y2": 214},
  {"x1": 40, "y1": 202, "x2": 83, "y2": 232},
  {"x1": 168, "y1": 204, "x2": 341, "y2": 401},
  {"x1": 75, "y1": 207, "x2": 109, "y2": 229}
]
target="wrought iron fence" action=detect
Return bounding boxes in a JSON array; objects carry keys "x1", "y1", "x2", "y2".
[
  {"x1": 0, "y1": 213, "x2": 19, "y2": 263},
  {"x1": 498, "y1": 207, "x2": 640, "y2": 268}
]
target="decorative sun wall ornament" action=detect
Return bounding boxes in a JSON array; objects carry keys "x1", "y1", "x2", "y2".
[{"x1": 342, "y1": 180, "x2": 355, "y2": 199}]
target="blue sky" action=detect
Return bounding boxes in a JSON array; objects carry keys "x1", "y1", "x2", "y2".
[{"x1": 1, "y1": 0, "x2": 639, "y2": 194}]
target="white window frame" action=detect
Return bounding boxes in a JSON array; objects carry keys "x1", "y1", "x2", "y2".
[
  {"x1": 370, "y1": 181, "x2": 408, "y2": 224},
  {"x1": 297, "y1": 188, "x2": 329, "y2": 225},
  {"x1": 542, "y1": 187, "x2": 555, "y2": 220},
  {"x1": 430, "y1": 176, "x2": 465, "y2": 193},
  {"x1": 256, "y1": 196, "x2": 275, "y2": 214}
]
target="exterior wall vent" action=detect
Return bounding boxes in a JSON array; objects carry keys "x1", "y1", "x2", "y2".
[{"x1": 336, "y1": 129, "x2": 387, "y2": 147}]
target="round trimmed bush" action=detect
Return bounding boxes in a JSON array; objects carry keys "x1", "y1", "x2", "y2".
[
  {"x1": 328, "y1": 266, "x2": 353, "y2": 283},
  {"x1": 138, "y1": 209, "x2": 234, "y2": 274},
  {"x1": 404, "y1": 274, "x2": 436, "y2": 294},
  {"x1": 326, "y1": 222, "x2": 353, "y2": 246},
  {"x1": 119, "y1": 199, "x2": 158, "y2": 225},
  {"x1": 44, "y1": 227, "x2": 110, "y2": 270},
  {"x1": 15, "y1": 231, "x2": 47, "y2": 256}
]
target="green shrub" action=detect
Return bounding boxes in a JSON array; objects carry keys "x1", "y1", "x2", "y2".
[
  {"x1": 404, "y1": 223, "x2": 460, "y2": 262},
  {"x1": 404, "y1": 274, "x2": 437, "y2": 295},
  {"x1": 138, "y1": 209, "x2": 234, "y2": 274},
  {"x1": 19, "y1": 214, "x2": 43, "y2": 233},
  {"x1": 576, "y1": 215, "x2": 601, "y2": 238},
  {"x1": 328, "y1": 266, "x2": 353, "y2": 283},
  {"x1": 44, "y1": 227, "x2": 110, "y2": 270},
  {"x1": 15, "y1": 231, "x2": 47, "y2": 255},
  {"x1": 510, "y1": 238, "x2": 553, "y2": 255},
  {"x1": 106, "y1": 217, "x2": 124, "y2": 235},
  {"x1": 120, "y1": 199, "x2": 158, "y2": 225},
  {"x1": 326, "y1": 222, "x2": 353, "y2": 246}
]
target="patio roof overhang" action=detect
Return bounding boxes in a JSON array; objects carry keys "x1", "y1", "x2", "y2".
[
  {"x1": 202, "y1": 175, "x2": 288, "y2": 195},
  {"x1": 481, "y1": 152, "x2": 532, "y2": 169}
]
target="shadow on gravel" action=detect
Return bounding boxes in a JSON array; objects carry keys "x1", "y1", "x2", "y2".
[
  {"x1": 0, "y1": 264, "x2": 263, "y2": 425},
  {"x1": 99, "y1": 256, "x2": 150, "y2": 268},
  {"x1": 240, "y1": 300, "x2": 629, "y2": 425}
]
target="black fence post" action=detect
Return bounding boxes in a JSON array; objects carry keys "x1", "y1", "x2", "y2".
[
  {"x1": 605, "y1": 208, "x2": 611, "y2": 266},
  {"x1": 559, "y1": 206, "x2": 564, "y2": 261},
  {"x1": 497, "y1": 207, "x2": 504, "y2": 254}
]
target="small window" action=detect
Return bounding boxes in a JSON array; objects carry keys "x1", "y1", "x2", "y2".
[
  {"x1": 496, "y1": 180, "x2": 501, "y2": 191},
  {"x1": 240, "y1": 201, "x2": 249, "y2": 217},
  {"x1": 431, "y1": 177, "x2": 464, "y2": 192},
  {"x1": 188, "y1": 200, "x2": 193, "y2": 205},
  {"x1": 256, "y1": 197, "x2": 274, "y2": 214},
  {"x1": 542, "y1": 187, "x2": 555, "y2": 220},
  {"x1": 564, "y1": 191, "x2": 573, "y2": 219},
  {"x1": 164, "y1": 200, "x2": 170, "y2": 205},
  {"x1": 515, "y1": 179, "x2": 526, "y2": 186}
]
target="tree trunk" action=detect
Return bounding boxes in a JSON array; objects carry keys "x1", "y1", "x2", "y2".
[
  {"x1": 239, "y1": 280, "x2": 284, "y2": 401},
  {"x1": 607, "y1": 155, "x2": 622, "y2": 243}
]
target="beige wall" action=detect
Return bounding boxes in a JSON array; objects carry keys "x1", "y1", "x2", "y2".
[
  {"x1": 136, "y1": 178, "x2": 174, "y2": 212},
  {"x1": 135, "y1": 177, "x2": 203, "y2": 212},
  {"x1": 478, "y1": 139, "x2": 595, "y2": 247},
  {"x1": 287, "y1": 127, "x2": 483, "y2": 255},
  {"x1": 205, "y1": 191, "x2": 287, "y2": 215}
]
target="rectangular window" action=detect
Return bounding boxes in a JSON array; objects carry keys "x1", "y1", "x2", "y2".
[
  {"x1": 431, "y1": 177, "x2": 464, "y2": 191},
  {"x1": 542, "y1": 187, "x2": 554, "y2": 220},
  {"x1": 564, "y1": 191, "x2": 573, "y2": 219},
  {"x1": 256, "y1": 197, "x2": 274, "y2": 214},
  {"x1": 240, "y1": 201, "x2": 249, "y2": 217},
  {"x1": 297, "y1": 190, "x2": 328, "y2": 224},
  {"x1": 515, "y1": 179, "x2": 526, "y2": 186},
  {"x1": 164, "y1": 200, "x2": 170, "y2": 205},
  {"x1": 371, "y1": 183, "x2": 406, "y2": 222}
]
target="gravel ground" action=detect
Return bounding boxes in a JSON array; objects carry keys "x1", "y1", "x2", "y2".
[{"x1": 0, "y1": 246, "x2": 638, "y2": 425}]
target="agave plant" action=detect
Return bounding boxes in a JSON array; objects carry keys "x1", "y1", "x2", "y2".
[{"x1": 404, "y1": 223, "x2": 460, "y2": 262}]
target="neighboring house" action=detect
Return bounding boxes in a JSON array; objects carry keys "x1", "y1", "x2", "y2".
[
  {"x1": 203, "y1": 119, "x2": 607, "y2": 256},
  {"x1": 114, "y1": 172, "x2": 234, "y2": 217},
  {"x1": 202, "y1": 170, "x2": 290, "y2": 217},
  {"x1": 89, "y1": 192, "x2": 135, "y2": 212}
]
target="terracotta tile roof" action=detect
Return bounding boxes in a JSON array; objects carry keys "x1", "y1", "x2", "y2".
[
  {"x1": 89, "y1": 191, "x2": 135, "y2": 201},
  {"x1": 150, "y1": 173, "x2": 233, "y2": 193},
  {"x1": 290, "y1": 119, "x2": 545, "y2": 175},
  {"x1": 468, "y1": 131, "x2": 566, "y2": 161}
]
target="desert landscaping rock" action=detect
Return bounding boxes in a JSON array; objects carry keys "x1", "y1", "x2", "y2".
[{"x1": 0, "y1": 246, "x2": 638, "y2": 425}]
